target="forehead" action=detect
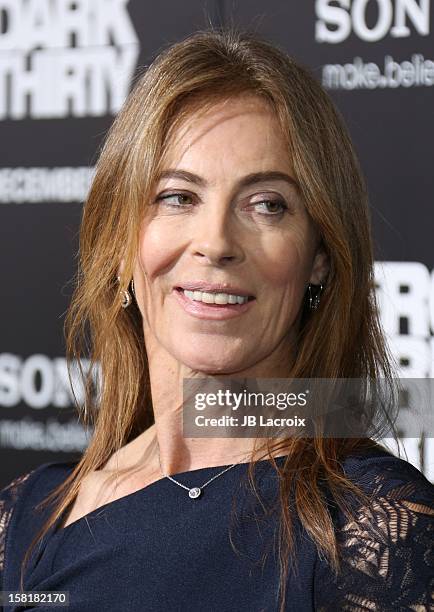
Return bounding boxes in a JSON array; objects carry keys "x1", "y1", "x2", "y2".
[{"x1": 159, "y1": 94, "x2": 293, "y2": 177}]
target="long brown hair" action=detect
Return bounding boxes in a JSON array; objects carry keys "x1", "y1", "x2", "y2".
[{"x1": 21, "y1": 28, "x2": 400, "y2": 611}]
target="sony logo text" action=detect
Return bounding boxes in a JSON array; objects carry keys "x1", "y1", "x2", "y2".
[{"x1": 316, "y1": 0, "x2": 430, "y2": 43}]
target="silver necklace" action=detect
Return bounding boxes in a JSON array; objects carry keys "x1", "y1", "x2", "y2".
[{"x1": 157, "y1": 448, "x2": 249, "y2": 499}]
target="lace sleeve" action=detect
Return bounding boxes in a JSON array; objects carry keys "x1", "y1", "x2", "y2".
[
  {"x1": 314, "y1": 459, "x2": 434, "y2": 611},
  {"x1": 0, "y1": 471, "x2": 33, "y2": 590}
]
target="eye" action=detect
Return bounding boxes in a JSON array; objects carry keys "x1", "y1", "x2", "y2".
[
  {"x1": 250, "y1": 198, "x2": 289, "y2": 215},
  {"x1": 155, "y1": 192, "x2": 194, "y2": 207}
]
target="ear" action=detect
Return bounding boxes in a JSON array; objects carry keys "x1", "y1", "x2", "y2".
[{"x1": 309, "y1": 246, "x2": 329, "y2": 285}]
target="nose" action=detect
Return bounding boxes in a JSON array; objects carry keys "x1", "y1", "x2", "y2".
[{"x1": 189, "y1": 202, "x2": 245, "y2": 267}]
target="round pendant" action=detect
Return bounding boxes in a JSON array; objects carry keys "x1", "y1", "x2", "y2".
[{"x1": 188, "y1": 487, "x2": 202, "y2": 499}]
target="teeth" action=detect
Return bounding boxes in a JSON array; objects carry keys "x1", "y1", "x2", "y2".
[{"x1": 183, "y1": 289, "x2": 249, "y2": 305}]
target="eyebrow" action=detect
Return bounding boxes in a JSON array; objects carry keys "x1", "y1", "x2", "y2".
[{"x1": 156, "y1": 169, "x2": 299, "y2": 190}]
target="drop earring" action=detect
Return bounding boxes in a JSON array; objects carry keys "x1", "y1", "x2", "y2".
[
  {"x1": 307, "y1": 283, "x2": 324, "y2": 311},
  {"x1": 117, "y1": 275, "x2": 132, "y2": 308}
]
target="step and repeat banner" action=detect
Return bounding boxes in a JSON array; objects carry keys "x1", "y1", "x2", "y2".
[{"x1": 1, "y1": 0, "x2": 433, "y2": 486}]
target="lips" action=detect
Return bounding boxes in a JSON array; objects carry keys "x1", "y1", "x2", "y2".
[
  {"x1": 172, "y1": 285, "x2": 256, "y2": 320},
  {"x1": 175, "y1": 282, "x2": 255, "y2": 298}
]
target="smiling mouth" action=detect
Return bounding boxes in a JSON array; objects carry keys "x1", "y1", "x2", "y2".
[{"x1": 175, "y1": 287, "x2": 256, "y2": 306}]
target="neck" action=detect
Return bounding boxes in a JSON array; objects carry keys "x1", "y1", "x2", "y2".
[{"x1": 140, "y1": 337, "x2": 294, "y2": 476}]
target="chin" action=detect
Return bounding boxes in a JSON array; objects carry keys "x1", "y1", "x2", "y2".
[{"x1": 177, "y1": 349, "x2": 251, "y2": 376}]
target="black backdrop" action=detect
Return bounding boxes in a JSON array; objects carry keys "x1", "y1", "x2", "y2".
[{"x1": 1, "y1": 0, "x2": 433, "y2": 487}]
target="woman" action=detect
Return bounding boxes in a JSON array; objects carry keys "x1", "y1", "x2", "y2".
[{"x1": 1, "y1": 29, "x2": 433, "y2": 612}]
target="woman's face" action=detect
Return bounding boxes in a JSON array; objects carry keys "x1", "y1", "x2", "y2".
[{"x1": 133, "y1": 94, "x2": 328, "y2": 375}]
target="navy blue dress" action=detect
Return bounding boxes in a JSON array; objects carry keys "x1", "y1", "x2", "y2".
[{"x1": 0, "y1": 447, "x2": 433, "y2": 611}]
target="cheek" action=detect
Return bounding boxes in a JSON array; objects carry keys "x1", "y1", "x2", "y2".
[
  {"x1": 137, "y1": 220, "x2": 179, "y2": 280},
  {"x1": 255, "y1": 231, "x2": 313, "y2": 290},
  {"x1": 135, "y1": 221, "x2": 181, "y2": 326}
]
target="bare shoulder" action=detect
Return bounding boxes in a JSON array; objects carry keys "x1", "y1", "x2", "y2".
[
  {"x1": 62, "y1": 428, "x2": 158, "y2": 528},
  {"x1": 61, "y1": 470, "x2": 114, "y2": 528}
]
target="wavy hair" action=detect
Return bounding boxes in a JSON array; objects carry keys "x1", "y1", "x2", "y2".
[{"x1": 21, "y1": 28, "x2": 400, "y2": 611}]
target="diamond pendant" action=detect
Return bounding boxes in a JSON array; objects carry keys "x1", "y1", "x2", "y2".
[{"x1": 188, "y1": 487, "x2": 202, "y2": 499}]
